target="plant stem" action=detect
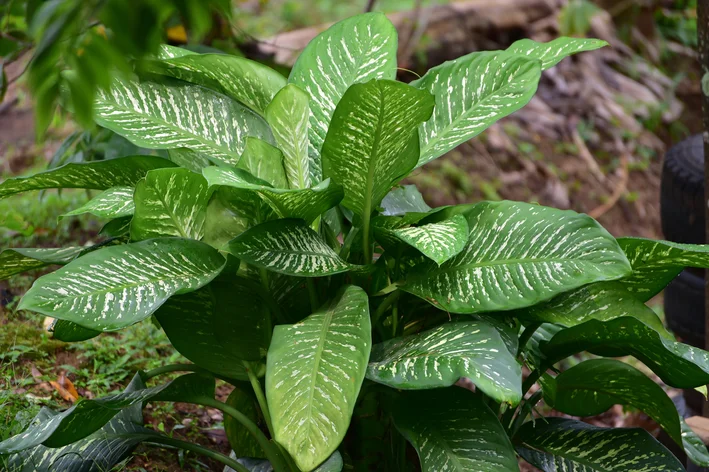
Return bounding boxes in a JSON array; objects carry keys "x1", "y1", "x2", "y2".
[
  {"x1": 244, "y1": 361, "x2": 274, "y2": 436},
  {"x1": 362, "y1": 211, "x2": 373, "y2": 264},
  {"x1": 144, "y1": 435, "x2": 249, "y2": 472},
  {"x1": 516, "y1": 322, "x2": 541, "y2": 357},
  {"x1": 307, "y1": 278, "x2": 319, "y2": 311},
  {"x1": 509, "y1": 390, "x2": 543, "y2": 438},
  {"x1": 143, "y1": 364, "x2": 209, "y2": 380},
  {"x1": 372, "y1": 290, "x2": 401, "y2": 327},
  {"x1": 391, "y1": 303, "x2": 399, "y2": 337}
]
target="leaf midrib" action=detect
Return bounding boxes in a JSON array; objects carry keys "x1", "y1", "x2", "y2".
[
  {"x1": 520, "y1": 443, "x2": 614, "y2": 472},
  {"x1": 360, "y1": 84, "x2": 386, "y2": 219}
]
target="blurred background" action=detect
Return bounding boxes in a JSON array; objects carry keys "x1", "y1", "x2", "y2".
[{"x1": 0, "y1": 0, "x2": 702, "y2": 470}]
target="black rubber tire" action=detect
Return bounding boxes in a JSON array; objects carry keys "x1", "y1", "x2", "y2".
[
  {"x1": 664, "y1": 269, "x2": 705, "y2": 348},
  {"x1": 661, "y1": 134, "x2": 705, "y2": 245}
]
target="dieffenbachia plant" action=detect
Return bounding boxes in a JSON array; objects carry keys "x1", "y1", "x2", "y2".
[{"x1": 1, "y1": 12, "x2": 707, "y2": 472}]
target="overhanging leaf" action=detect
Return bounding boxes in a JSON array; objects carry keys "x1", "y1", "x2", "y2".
[
  {"x1": 131, "y1": 168, "x2": 211, "y2": 240},
  {"x1": 19, "y1": 238, "x2": 225, "y2": 331},
  {"x1": 0, "y1": 247, "x2": 82, "y2": 281},
  {"x1": 226, "y1": 219, "x2": 351, "y2": 277},
  {"x1": 266, "y1": 285, "x2": 371, "y2": 471},
  {"x1": 0, "y1": 155, "x2": 175, "y2": 198},
  {"x1": 412, "y1": 52, "x2": 541, "y2": 167},
  {"x1": 322, "y1": 79, "x2": 434, "y2": 219},
  {"x1": 367, "y1": 320, "x2": 522, "y2": 405},
  {"x1": 51, "y1": 319, "x2": 101, "y2": 342},
  {"x1": 393, "y1": 388, "x2": 519, "y2": 472},
  {"x1": 288, "y1": 12, "x2": 398, "y2": 183},
  {"x1": 516, "y1": 417, "x2": 684, "y2": 471},
  {"x1": 377, "y1": 215, "x2": 469, "y2": 265},
  {"x1": 403, "y1": 201, "x2": 631, "y2": 314},
  {"x1": 380, "y1": 185, "x2": 431, "y2": 216},
  {"x1": 237, "y1": 137, "x2": 288, "y2": 189},
  {"x1": 60, "y1": 186, "x2": 135, "y2": 219},
  {"x1": 506, "y1": 37, "x2": 608, "y2": 70}
]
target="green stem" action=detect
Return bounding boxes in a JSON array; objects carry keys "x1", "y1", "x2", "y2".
[
  {"x1": 144, "y1": 435, "x2": 249, "y2": 472},
  {"x1": 306, "y1": 278, "x2": 319, "y2": 311},
  {"x1": 372, "y1": 290, "x2": 401, "y2": 327},
  {"x1": 509, "y1": 390, "x2": 543, "y2": 438},
  {"x1": 391, "y1": 303, "x2": 399, "y2": 337},
  {"x1": 517, "y1": 322, "x2": 541, "y2": 358},
  {"x1": 362, "y1": 210, "x2": 373, "y2": 264},
  {"x1": 143, "y1": 364, "x2": 209, "y2": 380},
  {"x1": 244, "y1": 361, "x2": 274, "y2": 436}
]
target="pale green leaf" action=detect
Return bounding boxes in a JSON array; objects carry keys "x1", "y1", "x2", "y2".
[
  {"x1": 167, "y1": 147, "x2": 212, "y2": 172},
  {"x1": 226, "y1": 219, "x2": 351, "y2": 277},
  {"x1": 289, "y1": 12, "x2": 398, "y2": 183},
  {"x1": 94, "y1": 77, "x2": 274, "y2": 167},
  {"x1": 412, "y1": 52, "x2": 541, "y2": 167},
  {"x1": 506, "y1": 37, "x2": 608, "y2": 70},
  {"x1": 237, "y1": 137, "x2": 288, "y2": 189},
  {"x1": 322, "y1": 79, "x2": 434, "y2": 219},
  {"x1": 18, "y1": 238, "x2": 225, "y2": 331},
  {"x1": 265, "y1": 84, "x2": 311, "y2": 189},
  {"x1": 0, "y1": 247, "x2": 82, "y2": 281},
  {"x1": 379, "y1": 215, "x2": 469, "y2": 265},
  {"x1": 266, "y1": 286, "x2": 371, "y2": 471},
  {"x1": 367, "y1": 320, "x2": 522, "y2": 404},
  {"x1": 60, "y1": 186, "x2": 134, "y2": 219},
  {"x1": 380, "y1": 185, "x2": 431, "y2": 216},
  {"x1": 403, "y1": 201, "x2": 631, "y2": 314}
]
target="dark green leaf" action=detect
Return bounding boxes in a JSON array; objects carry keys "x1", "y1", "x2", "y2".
[
  {"x1": 224, "y1": 388, "x2": 263, "y2": 458},
  {"x1": 51, "y1": 319, "x2": 101, "y2": 342}
]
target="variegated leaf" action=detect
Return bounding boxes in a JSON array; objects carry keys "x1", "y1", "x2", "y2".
[
  {"x1": 266, "y1": 286, "x2": 371, "y2": 471},
  {"x1": 203, "y1": 166, "x2": 343, "y2": 224},
  {"x1": 265, "y1": 84, "x2": 311, "y2": 189},
  {"x1": 506, "y1": 37, "x2": 608, "y2": 70},
  {"x1": 288, "y1": 12, "x2": 398, "y2": 183},
  {"x1": 152, "y1": 50, "x2": 286, "y2": 115},
  {"x1": 321, "y1": 79, "x2": 434, "y2": 219},
  {"x1": 99, "y1": 216, "x2": 132, "y2": 237},
  {"x1": 412, "y1": 52, "x2": 541, "y2": 167},
  {"x1": 403, "y1": 201, "x2": 631, "y2": 314},
  {"x1": 0, "y1": 247, "x2": 82, "y2": 281},
  {"x1": 131, "y1": 168, "x2": 211, "y2": 240},
  {"x1": 378, "y1": 215, "x2": 469, "y2": 265},
  {"x1": 157, "y1": 44, "x2": 197, "y2": 59},
  {"x1": 167, "y1": 147, "x2": 212, "y2": 172},
  {"x1": 367, "y1": 320, "x2": 522, "y2": 404},
  {"x1": 60, "y1": 187, "x2": 134, "y2": 219},
  {"x1": 237, "y1": 137, "x2": 288, "y2": 189},
  {"x1": 380, "y1": 185, "x2": 431, "y2": 216},
  {"x1": 393, "y1": 388, "x2": 519, "y2": 472},
  {"x1": 226, "y1": 219, "x2": 350, "y2": 277},
  {"x1": 0, "y1": 155, "x2": 174, "y2": 198},
  {"x1": 94, "y1": 77, "x2": 274, "y2": 167},
  {"x1": 225, "y1": 451, "x2": 344, "y2": 472},
  {"x1": 516, "y1": 418, "x2": 684, "y2": 472},
  {"x1": 18, "y1": 238, "x2": 225, "y2": 331}
]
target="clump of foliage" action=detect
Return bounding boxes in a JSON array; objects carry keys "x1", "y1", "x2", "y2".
[{"x1": 2, "y1": 12, "x2": 709, "y2": 472}]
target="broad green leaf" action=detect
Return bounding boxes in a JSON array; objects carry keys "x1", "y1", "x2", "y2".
[
  {"x1": 60, "y1": 186, "x2": 134, "y2": 219},
  {"x1": 203, "y1": 166, "x2": 343, "y2": 224},
  {"x1": 367, "y1": 320, "x2": 522, "y2": 405},
  {"x1": 506, "y1": 37, "x2": 608, "y2": 70},
  {"x1": 152, "y1": 52, "x2": 286, "y2": 115},
  {"x1": 99, "y1": 216, "x2": 132, "y2": 237},
  {"x1": 412, "y1": 52, "x2": 541, "y2": 167},
  {"x1": 380, "y1": 185, "x2": 431, "y2": 216},
  {"x1": 94, "y1": 77, "x2": 274, "y2": 167},
  {"x1": 156, "y1": 279, "x2": 270, "y2": 377},
  {"x1": 378, "y1": 215, "x2": 469, "y2": 265},
  {"x1": 516, "y1": 417, "x2": 684, "y2": 471},
  {"x1": 224, "y1": 387, "x2": 263, "y2": 458},
  {"x1": 542, "y1": 316, "x2": 709, "y2": 389},
  {"x1": 289, "y1": 12, "x2": 398, "y2": 183},
  {"x1": 167, "y1": 147, "x2": 212, "y2": 172},
  {"x1": 131, "y1": 168, "x2": 211, "y2": 240},
  {"x1": 18, "y1": 238, "x2": 225, "y2": 331},
  {"x1": 226, "y1": 219, "x2": 351, "y2": 277},
  {"x1": 0, "y1": 373, "x2": 213, "y2": 453},
  {"x1": 0, "y1": 247, "x2": 82, "y2": 281},
  {"x1": 0, "y1": 155, "x2": 174, "y2": 198},
  {"x1": 226, "y1": 452, "x2": 344, "y2": 472},
  {"x1": 265, "y1": 84, "x2": 311, "y2": 189},
  {"x1": 393, "y1": 388, "x2": 519, "y2": 472},
  {"x1": 266, "y1": 285, "x2": 371, "y2": 471},
  {"x1": 403, "y1": 201, "x2": 631, "y2": 314},
  {"x1": 546, "y1": 359, "x2": 682, "y2": 446},
  {"x1": 237, "y1": 137, "x2": 288, "y2": 189},
  {"x1": 51, "y1": 319, "x2": 101, "y2": 342},
  {"x1": 322, "y1": 79, "x2": 434, "y2": 219},
  {"x1": 203, "y1": 189, "x2": 251, "y2": 249},
  {"x1": 683, "y1": 419, "x2": 709, "y2": 467}
]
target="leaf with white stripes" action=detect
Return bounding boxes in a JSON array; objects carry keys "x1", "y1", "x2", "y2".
[
  {"x1": 403, "y1": 201, "x2": 631, "y2": 314},
  {"x1": 226, "y1": 219, "x2": 350, "y2": 277},
  {"x1": 288, "y1": 12, "x2": 398, "y2": 183},
  {"x1": 366, "y1": 320, "x2": 522, "y2": 405},
  {"x1": 265, "y1": 84, "x2": 311, "y2": 189},
  {"x1": 203, "y1": 166, "x2": 343, "y2": 224},
  {"x1": 60, "y1": 187, "x2": 135, "y2": 219},
  {"x1": 266, "y1": 285, "x2": 371, "y2": 471},
  {"x1": 393, "y1": 388, "x2": 519, "y2": 472},
  {"x1": 18, "y1": 238, "x2": 225, "y2": 331},
  {"x1": 412, "y1": 51, "x2": 541, "y2": 167},
  {"x1": 237, "y1": 137, "x2": 288, "y2": 189},
  {"x1": 322, "y1": 79, "x2": 434, "y2": 219},
  {"x1": 131, "y1": 168, "x2": 211, "y2": 240},
  {"x1": 151, "y1": 52, "x2": 286, "y2": 115},
  {"x1": 94, "y1": 76, "x2": 274, "y2": 167},
  {"x1": 516, "y1": 418, "x2": 684, "y2": 472},
  {"x1": 0, "y1": 155, "x2": 175, "y2": 198},
  {"x1": 506, "y1": 37, "x2": 608, "y2": 70},
  {"x1": 0, "y1": 247, "x2": 82, "y2": 281},
  {"x1": 378, "y1": 215, "x2": 469, "y2": 265},
  {"x1": 157, "y1": 44, "x2": 197, "y2": 59}
]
